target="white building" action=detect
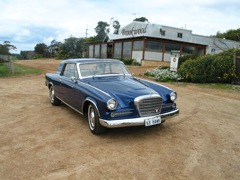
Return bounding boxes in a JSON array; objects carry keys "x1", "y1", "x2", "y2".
[{"x1": 88, "y1": 21, "x2": 240, "y2": 66}]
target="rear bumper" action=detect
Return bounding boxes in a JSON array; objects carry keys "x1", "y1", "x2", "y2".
[{"x1": 99, "y1": 109, "x2": 179, "y2": 128}]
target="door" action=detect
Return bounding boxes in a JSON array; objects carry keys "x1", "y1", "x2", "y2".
[{"x1": 60, "y1": 63, "x2": 79, "y2": 106}]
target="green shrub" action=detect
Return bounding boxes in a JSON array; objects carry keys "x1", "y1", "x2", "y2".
[
  {"x1": 121, "y1": 58, "x2": 133, "y2": 65},
  {"x1": 178, "y1": 54, "x2": 198, "y2": 67},
  {"x1": 32, "y1": 54, "x2": 44, "y2": 59},
  {"x1": 178, "y1": 48, "x2": 240, "y2": 83}
]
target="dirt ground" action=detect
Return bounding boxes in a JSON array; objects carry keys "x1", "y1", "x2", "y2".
[{"x1": 0, "y1": 59, "x2": 240, "y2": 179}]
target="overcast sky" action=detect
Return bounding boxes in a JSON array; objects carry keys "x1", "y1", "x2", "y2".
[{"x1": 0, "y1": 0, "x2": 239, "y2": 53}]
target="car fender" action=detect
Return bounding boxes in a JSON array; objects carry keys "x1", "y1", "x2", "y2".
[{"x1": 83, "y1": 97, "x2": 100, "y2": 116}]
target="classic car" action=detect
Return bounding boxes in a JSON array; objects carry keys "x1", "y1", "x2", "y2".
[{"x1": 45, "y1": 58, "x2": 179, "y2": 135}]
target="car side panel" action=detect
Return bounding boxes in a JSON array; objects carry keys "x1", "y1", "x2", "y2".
[{"x1": 59, "y1": 76, "x2": 75, "y2": 106}]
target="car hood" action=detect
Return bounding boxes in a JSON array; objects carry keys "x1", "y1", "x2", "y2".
[{"x1": 87, "y1": 77, "x2": 158, "y2": 108}]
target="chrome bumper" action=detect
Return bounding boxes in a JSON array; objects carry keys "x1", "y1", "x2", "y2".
[{"x1": 99, "y1": 109, "x2": 179, "y2": 128}]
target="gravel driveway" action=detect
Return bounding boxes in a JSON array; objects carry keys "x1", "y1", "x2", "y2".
[{"x1": 0, "y1": 59, "x2": 240, "y2": 179}]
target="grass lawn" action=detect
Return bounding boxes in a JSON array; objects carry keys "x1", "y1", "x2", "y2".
[{"x1": 0, "y1": 63, "x2": 42, "y2": 77}]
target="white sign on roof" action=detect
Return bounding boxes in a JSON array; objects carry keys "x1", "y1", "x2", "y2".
[
  {"x1": 121, "y1": 23, "x2": 148, "y2": 37},
  {"x1": 108, "y1": 21, "x2": 193, "y2": 42}
]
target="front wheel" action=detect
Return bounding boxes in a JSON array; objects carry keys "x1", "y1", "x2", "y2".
[
  {"x1": 88, "y1": 103, "x2": 106, "y2": 135},
  {"x1": 49, "y1": 86, "x2": 61, "y2": 106}
]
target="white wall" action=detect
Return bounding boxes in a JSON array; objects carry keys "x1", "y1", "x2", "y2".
[
  {"x1": 144, "y1": 51, "x2": 162, "y2": 61},
  {"x1": 163, "y1": 53, "x2": 171, "y2": 62},
  {"x1": 132, "y1": 51, "x2": 142, "y2": 63}
]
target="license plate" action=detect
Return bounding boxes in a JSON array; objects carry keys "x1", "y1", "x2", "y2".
[{"x1": 145, "y1": 116, "x2": 161, "y2": 126}]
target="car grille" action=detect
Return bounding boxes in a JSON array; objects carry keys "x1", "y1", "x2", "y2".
[
  {"x1": 110, "y1": 111, "x2": 133, "y2": 118},
  {"x1": 134, "y1": 94, "x2": 163, "y2": 117},
  {"x1": 161, "y1": 103, "x2": 174, "y2": 111}
]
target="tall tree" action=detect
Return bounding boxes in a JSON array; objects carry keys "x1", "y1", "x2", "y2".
[
  {"x1": 0, "y1": 44, "x2": 9, "y2": 55},
  {"x1": 34, "y1": 43, "x2": 48, "y2": 56},
  {"x1": 0, "y1": 41, "x2": 16, "y2": 55},
  {"x1": 133, "y1": 17, "x2": 149, "y2": 22},
  {"x1": 57, "y1": 37, "x2": 85, "y2": 59},
  {"x1": 94, "y1": 21, "x2": 110, "y2": 41}
]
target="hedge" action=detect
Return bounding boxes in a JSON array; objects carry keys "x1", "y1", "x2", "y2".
[{"x1": 178, "y1": 48, "x2": 240, "y2": 83}]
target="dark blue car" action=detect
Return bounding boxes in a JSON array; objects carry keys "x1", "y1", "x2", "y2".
[{"x1": 45, "y1": 58, "x2": 179, "y2": 135}]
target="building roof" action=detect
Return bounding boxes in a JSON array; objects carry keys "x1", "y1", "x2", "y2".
[{"x1": 107, "y1": 21, "x2": 240, "y2": 48}]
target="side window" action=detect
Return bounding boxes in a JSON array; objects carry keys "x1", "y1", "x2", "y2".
[{"x1": 62, "y1": 64, "x2": 78, "y2": 78}]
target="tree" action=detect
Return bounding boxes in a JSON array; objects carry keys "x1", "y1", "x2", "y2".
[
  {"x1": 133, "y1": 17, "x2": 149, "y2": 23},
  {"x1": 20, "y1": 51, "x2": 28, "y2": 60},
  {"x1": 113, "y1": 20, "x2": 121, "y2": 34},
  {"x1": 57, "y1": 37, "x2": 85, "y2": 59},
  {"x1": 34, "y1": 43, "x2": 49, "y2": 57},
  {"x1": 215, "y1": 28, "x2": 240, "y2": 42},
  {"x1": 0, "y1": 44, "x2": 9, "y2": 55},
  {"x1": 94, "y1": 21, "x2": 110, "y2": 41},
  {"x1": 85, "y1": 36, "x2": 96, "y2": 43},
  {"x1": 0, "y1": 41, "x2": 17, "y2": 55}
]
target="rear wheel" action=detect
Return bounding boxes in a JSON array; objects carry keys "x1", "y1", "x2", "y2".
[
  {"x1": 88, "y1": 103, "x2": 106, "y2": 135},
  {"x1": 49, "y1": 86, "x2": 61, "y2": 106}
]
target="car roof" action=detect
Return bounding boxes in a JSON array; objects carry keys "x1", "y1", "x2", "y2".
[{"x1": 60, "y1": 58, "x2": 122, "y2": 64}]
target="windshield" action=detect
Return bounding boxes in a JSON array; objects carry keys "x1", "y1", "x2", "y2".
[{"x1": 79, "y1": 62, "x2": 130, "y2": 77}]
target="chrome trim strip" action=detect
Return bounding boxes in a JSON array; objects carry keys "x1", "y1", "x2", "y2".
[
  {"x1": 85, "y1": 97, "x2": 101, "y2": 117},
  {"x1": 141, "y1": 79, "x2": 172, "y2": 91},
  {"x1": 81, "y1": 74, "x2": 131, "y2": 79},
  {"x1": 134, "y1": 94, "x2": 161, "y2": 102},
  {"x1": 99, "y1": 109, "x2": 179, "y2": 128},
  {"x1": 77, "y1": 81, "x2": 111, "y2": 97}
]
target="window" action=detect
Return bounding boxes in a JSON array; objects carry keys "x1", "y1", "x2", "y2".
[
  {"x1": 177, "y1": 33, "x2": 183, "y2": 38},
  {"x1": 94, "y1": 44, "x2": 100, "y2": 58},
  {"x1": 145, "y1": 41, "x2": 163, "y2": 51},
  {"x1": 160, "y1": 29, "x2": 165, "y2": 36},
  {"x1": 114, "y1": 43, "x2": 122, "y2": 59},
  {"x1": 133, "y1": 41, "x2": 143, "y2": 50},
  {"x1": 182, "y1": 46, "x2": 196, "y2": 55},
  {"x1": 101, "y1": 44, "x2": 107, "y2": 58},
  {"x1": 63, "y1": 64, "x2": 78, "y2": 78},
  {"x1": 89, "y1": 45, "x2": 93, "y2": 58},
  {"x1": 123, "y1": 42, "x2": 131, "y2": 58},
  {"x1": 165, "y1": 43, "x2": 180, "y2": 53},
  {"x1": 79, "y1": 62, "x2": 130, "y2": 77}
]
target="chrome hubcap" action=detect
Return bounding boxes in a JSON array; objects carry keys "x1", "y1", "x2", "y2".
[
  {"x1": 88, "y1": 106, "x2": 95, "y2": 130},
  {"x1": 50, "y1": 88, "x2": 54, "y2": 103}
]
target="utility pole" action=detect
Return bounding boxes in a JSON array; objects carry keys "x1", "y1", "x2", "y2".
[
  {"x1": 110, "y1": 17, "x2": 114, "y2": 33},
  {"x1": 85, "y1": 25, "x2": 88, "y2": 38}
]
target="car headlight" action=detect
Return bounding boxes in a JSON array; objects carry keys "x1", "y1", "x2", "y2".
[
  {"x1": 170, "y1": 92, "x2": 177, "y2": 101},
  {"x1": 107, "y1": 99, "x2": 118, "y2": 110}
]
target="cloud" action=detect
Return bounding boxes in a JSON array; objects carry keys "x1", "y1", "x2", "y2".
[{"x1": 0, "y1": 0, "x2": 239, "y2": 53}]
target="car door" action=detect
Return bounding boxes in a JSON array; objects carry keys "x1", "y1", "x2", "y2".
[{"x1": 60, "y1": 63, "x2": 79, "y2": 107}]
